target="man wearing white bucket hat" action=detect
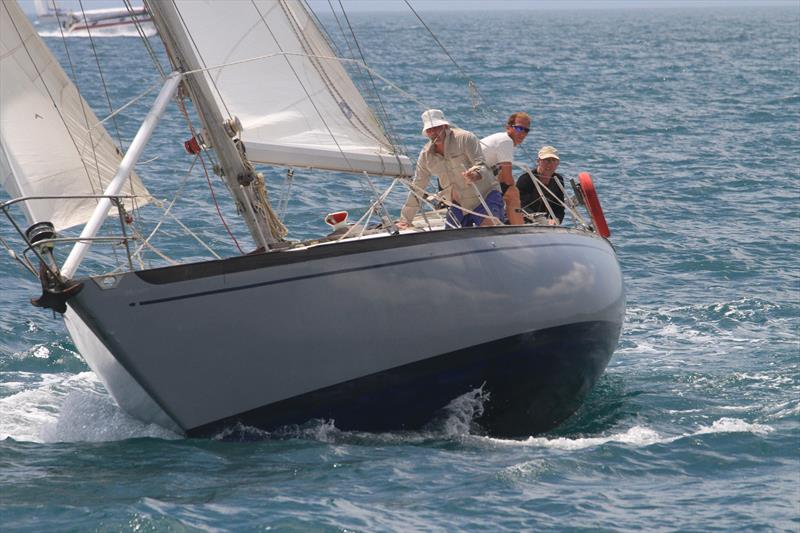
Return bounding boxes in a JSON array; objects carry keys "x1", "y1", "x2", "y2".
[{"x1": 398, "y1": 109, "x2": 502, "y2": 228}]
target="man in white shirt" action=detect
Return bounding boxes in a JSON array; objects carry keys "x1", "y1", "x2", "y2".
[{"x1": 480, "y1": 112, "x2": 532, "y2": 225}]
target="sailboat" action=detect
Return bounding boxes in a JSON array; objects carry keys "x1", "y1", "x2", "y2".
[
  {"x1": 0, "y1": 0, "x2": 625, "y2": 437},
  {"x1": 58, "y1": 5, "x2": 151, "y2": 34},
  {"x1": 32, "y1": 0, "x2": 152, "y2": 35}
]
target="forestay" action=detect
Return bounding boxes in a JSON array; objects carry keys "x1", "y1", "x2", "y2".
[
  {"x1": 168, "y1": 0, "x2": 412, "y2": 177},
  {"x1": 0, "y1": 1, "x2": 150, "y2": 232}
]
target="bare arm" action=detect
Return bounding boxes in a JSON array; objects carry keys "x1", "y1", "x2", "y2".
[{"x1": 496, "y1": 162, "x2": 514, "y2": 187}]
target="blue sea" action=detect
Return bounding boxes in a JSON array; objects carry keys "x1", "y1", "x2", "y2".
[{"x1": 2, "y1": 4, "x2": 799, "y2": 531}]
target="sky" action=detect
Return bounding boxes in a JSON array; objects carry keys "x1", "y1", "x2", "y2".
[{"x1": 19, "y1": 0, "x2": 800, "y2": 16}]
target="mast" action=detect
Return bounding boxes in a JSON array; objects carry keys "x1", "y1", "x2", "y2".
[{"x1": 145, "y1": 0, "x2": 285, "y2": 248}]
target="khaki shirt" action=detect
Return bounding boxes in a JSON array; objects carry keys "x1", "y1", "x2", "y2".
[{"x1": 401, "y1": 128, "x2": 497, "y2": 223}]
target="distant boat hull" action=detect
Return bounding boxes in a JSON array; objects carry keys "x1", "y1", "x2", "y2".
[
  {"x1": 65, "y1": 226, "x2": 625, "y2": 437},
  {"x1": 64, "y1": 16, "x2": 152, "y2": 33},
  {"x1": 59, "y1": 7, "x2": 152, "y2": 34}
]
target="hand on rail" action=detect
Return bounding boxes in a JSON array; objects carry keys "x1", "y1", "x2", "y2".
[{"x1": 462, "y1": 165, "x2": 483, "y2": 182}]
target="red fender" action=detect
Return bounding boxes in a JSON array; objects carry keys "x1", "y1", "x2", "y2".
[{"x1": 578, "y1": 172, "x2": 610, "y2": 238}]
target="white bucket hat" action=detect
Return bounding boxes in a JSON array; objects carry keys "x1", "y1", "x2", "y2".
[{"x1": 421, "y1": 109, "x2": 450, "y2": 134}]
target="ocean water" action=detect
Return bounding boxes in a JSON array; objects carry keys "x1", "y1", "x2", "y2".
[{"x1": 2, "y1": 5, "x2": 799, "y2": 531}]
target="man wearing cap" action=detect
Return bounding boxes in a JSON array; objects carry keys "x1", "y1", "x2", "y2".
[
  {"x1": 397, "y1": 109, "x2": 502, "y2": 229},
  {"x1": 481, "y1": 112, "x2": 532, "y2": 225},
  {"x1": 516, "y1": 145, "x2": 566, "y2": 224}
]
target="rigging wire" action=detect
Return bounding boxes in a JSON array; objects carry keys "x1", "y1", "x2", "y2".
[
  {"x1": 55, "y1": 2, "x2": 104, "y2": 196},
  {"x1": 323, "y1": 0, "x2": 353, "y2": 58},
  {"x1": 252, "y1": 0, "x2": 360, "y2": 176},
  {"x1": 334, "y1": 0, "x2": 406, "y2": 155},
  {"x1": 175, "y1": 98, "x2": 245, "y2": 254},
  {"x1": 75, "y1": 0, "x2": 149, "y2": 226},
  {"x1": 182, "y1": 52, "x2": 430, "y2": 116},
  {"x1": 403, "y1": 1, "x2": 581, "y2": 225},
  {"x1": 403, "y1": 0, "x2": 491, "y2": 113},
  {"x1": 126, "y1": 155, "x2": 224, "y2": 267},
  {"x1": 128, "y1": 0, "x2": 168, "y2": 79},
  {"x1": 336, "y1": 178, "x2": 402, "y2": 241},
  {"x1": 277, "y1": 168, "x2": 295, "y2": 222},
  {"x1": 276, "y1": 1, "x2": 394, "y2": 150},
  {"x1": 77, "y1": 0, "x2": 126, "y2": 151},
  {"x1": 87, "y1": 82, "x2": 162, "y2": 132}
]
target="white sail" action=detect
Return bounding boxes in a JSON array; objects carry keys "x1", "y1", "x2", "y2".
[
  {"x1": 0, "y1": 0, "x2": 150, "y2": 232},
  {"x1": 32, "y1": 0, "x2": 54, "y2": 18},
  {"x1": 168, "y1": 0, "x2": 412, "y2": 177}
]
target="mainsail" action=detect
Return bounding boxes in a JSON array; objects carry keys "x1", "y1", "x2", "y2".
[
  {"x1": 0, "y1": 1, "x2": 150, "y2": 232},
  {"x1": 162, "y1": 0, "x2": 412, "y2": 177}
]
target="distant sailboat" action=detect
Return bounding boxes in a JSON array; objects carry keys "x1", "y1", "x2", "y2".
[
  {"x1": 1, "y1": 0, "x2": 624, "y2": 437},
  {"x1": 59, "y1": 5, "x2": 151, "y2": 34},
  {"x1": 32, "y1": 0, "x2": 153, "y2": 35}
]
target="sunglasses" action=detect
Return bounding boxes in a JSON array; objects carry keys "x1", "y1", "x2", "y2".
[{"x1": 511, "y1": 125, "x2": 530, "y2": 133}]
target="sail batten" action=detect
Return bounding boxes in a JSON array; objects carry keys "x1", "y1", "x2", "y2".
[
  {"x1": 169, "y1": 0, "x2": 411, "y2": 177},
  {"x1": 0, "y1": 0, "x2": 150, "y2": 232}
]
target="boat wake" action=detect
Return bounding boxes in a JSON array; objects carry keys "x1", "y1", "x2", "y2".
[{"x1": 0, "y1": 370, "x2": 776, "y2": 448}]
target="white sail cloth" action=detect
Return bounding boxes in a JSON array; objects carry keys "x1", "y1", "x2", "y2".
[
  {"x1": 169, "y1": 0, "x2": 412, "y2": 177},
  {"x1": 0, "y1": 1, "x2": 150, "y2": 232}
]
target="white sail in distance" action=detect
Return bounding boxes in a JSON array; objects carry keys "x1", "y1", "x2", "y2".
[
  {"x1": 167, "y1": 0, "x2": 412, "y2": 177},
  {"x1": 0, "y1": 0, "x2": 151, "y2": 232}
]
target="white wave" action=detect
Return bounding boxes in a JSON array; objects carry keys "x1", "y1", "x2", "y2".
[
  {"x1": 499, "y1": 459, "x2": 552, "y2": 481},
  {"x1": 212, "y1": 418, "x2": 340, "y2": 442},
  {"x1": 498, "y1": 425, "x2": 666, "y2": 450},
  {"x1": 731, "y1": 372, "x2": 795, "y2": 386},
  {"x1": 0, "y1": 373, "x2": 68, "y2": 442},
  {"x1": 716, "y1": 405, "x2": 753, "y2": 412},
  {"x1": 32, "y1": 344, "x2": 51, "y2": 358},
  {"x1": 481, "y1": 417, "x2": 775, "y2": 450},
  {"x1": 693, "y1": 417, "x2": 773, "y2": 436},
  {"x1": 436, "y1": 385, "x2": 489, "y2": 438},
  {"x1": 0, "y1": 371, "x2": 179, "y2": 443},
  {"x1": 763, "y1": 399, "x2": 800, "y2": 420}
]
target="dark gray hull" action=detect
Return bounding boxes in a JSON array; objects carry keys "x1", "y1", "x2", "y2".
[{"x1": 64, "y1": 226, "x2": 625, "y2": 437}]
